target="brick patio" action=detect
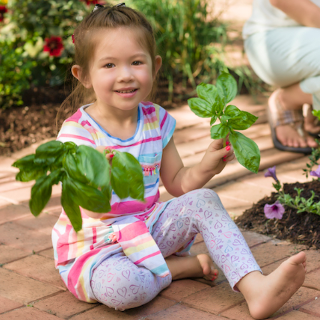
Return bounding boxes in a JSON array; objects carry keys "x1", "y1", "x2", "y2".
[{"x1": 1, "y1": 93, "x2": 320, "y2": 320}]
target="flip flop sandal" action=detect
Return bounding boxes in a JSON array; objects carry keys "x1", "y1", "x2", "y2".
[
  {"x1": 304, "y1": 104, "x2": 320, "y2": 138},
  {"x1": 268, "y1": 90, "x2": 312, "y2": 154}
]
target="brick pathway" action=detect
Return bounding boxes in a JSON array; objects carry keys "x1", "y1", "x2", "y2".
[{"x1": 1, "y1": 93, "x2": 320, "y2": 319}]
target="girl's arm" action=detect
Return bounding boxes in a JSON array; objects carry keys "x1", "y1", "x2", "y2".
[
  {"x1": 269, "y1": 0, "x2": 320, "y2": 28},
  {"x1": 160, "y1": 138, "x2": 234, "y2": 197}
]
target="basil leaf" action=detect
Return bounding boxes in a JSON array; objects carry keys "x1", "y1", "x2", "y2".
[
  {"x1": 64, "y1": 177, "x2": 111, "y2": 213},
  {"x1": 29, "y1": 169, "x2": 63, "y2": 216},
  {"x1": 16, "y1": 168, "x2": 47, "y2": 182},
  {"x1": 76, "y1": 145, "x2": 111, "y2": 189},
  {"x1": 111, "y1": 152, "x2": 145, "y2": 202},
  {"x1": 187, "y1": 97, "x2": 213, "y2": 118},
  {"x1": 12, "y1": 154, "x2": 35, "y2": 170},
  {"x1": 225, "y1": 105, "x2": 258, "y2": 130},
  {"x1": 64, "y1": 152, "x2": 88, "y2": 185},
  {"x1": 229, "y1": 131, "x2": 260, "y2": 174},
  {"x1": 210, "y1": 123, "x2": 230, "y2": 140},
  {"x1": 64, "y1": 141, "x2": 77, "y2": 153},
  {"x1": 210, "y1": 115, "x2": 218, "y2": 126},
  {"x1": 64, "y1": 146, "x2": 111, "y2": 190},
  {"x1": 34, "y1": 140, "x2": 65, "y2": 166},
  {"x1": 216, "y1": 72, "x2": 237, "y2": 104},
  {"x1": 196, "y1": 83, "x2": 219, "y2": 106},
  {"x1": 61, "y1": 180, "x2": 82, "y2": 232}
]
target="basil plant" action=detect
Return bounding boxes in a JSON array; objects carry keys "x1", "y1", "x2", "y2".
[
  {"x1": 188, "y1": 72, "x2": 261, "y2": 174},
  {"x1": 12, "y1": 141, "x2": 144, "y2": 232}
]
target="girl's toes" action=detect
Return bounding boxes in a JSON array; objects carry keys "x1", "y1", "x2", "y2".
[{"x1": 204, "y1": 268, "x2": 219, "y2": 281}]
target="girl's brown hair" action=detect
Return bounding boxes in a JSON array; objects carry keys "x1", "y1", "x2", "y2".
[{"x1": 56, "y1": 4, "x2": 157, "y2": 128}]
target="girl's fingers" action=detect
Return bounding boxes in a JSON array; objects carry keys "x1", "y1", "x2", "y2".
[
  {"x1": 106, "y1": 153, "x2": 114, "y2": 160},
  {"x1": 222, "y1": 146, "x2": 235, "y2": 162}
]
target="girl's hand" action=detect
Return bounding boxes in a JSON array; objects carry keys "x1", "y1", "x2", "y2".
[
  {"x1": 200, "y1": 138, "x2": 235, "y2": 176},
  {"x1": 96, "y1": 146, "x2": 114, "y2": 162}
]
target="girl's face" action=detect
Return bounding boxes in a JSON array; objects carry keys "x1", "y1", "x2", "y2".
[{"x1": 81, "y1": 27, "x2": 161, "y2": 113}]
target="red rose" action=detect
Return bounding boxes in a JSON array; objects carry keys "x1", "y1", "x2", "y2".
[
  {"x1": 0, "y1": 6, "x2": 8, "y2": 22},
  {"x1": 43, "y1": 36, "x2": 64, "y2": 57}
]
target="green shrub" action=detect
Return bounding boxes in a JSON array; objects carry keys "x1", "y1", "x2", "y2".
[
  {"x1": 0, "y1": 40, "x2": 34, "y2": 109},
  {"x1": 127, "y1": 0, "x2": 228, "y2": 99},
  {"x1": 0, "y1": 0, "x2": 92, "y2": 109}
]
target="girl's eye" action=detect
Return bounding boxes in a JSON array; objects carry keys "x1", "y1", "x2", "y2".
[
  {"x1": 105, "y1": 63, "x2": 115, "y2": 68},
  {"x1": 132, "y1": 61, "x2": 142, "y2": 66}
]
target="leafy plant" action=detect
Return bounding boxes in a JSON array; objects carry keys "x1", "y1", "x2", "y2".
[
  {"x1": 12, "y1": 141, "x2": 145, "y2": 232},
  {"x1": 264, "y1": 166, "x2": 320, "y2": 219},
  {"x1": 126, "y1": 0, "x2": 228, "y2": 101},
  {"x1": 0, "y1": 0, "x2": 92, "y2": 109},
  {"x1": 303, "y1": 139, "x2": 320, "y2": 178},
  {"x1": 0, "y1": 40, "x2": 34, "y2": 109},
  {"x1": 187, "y1": 72, "x2": 260, "y2": 173}
]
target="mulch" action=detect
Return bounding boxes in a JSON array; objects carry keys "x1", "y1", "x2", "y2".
[{"x1": 236, "y1": 180, "x2": 320, "y2": 249}]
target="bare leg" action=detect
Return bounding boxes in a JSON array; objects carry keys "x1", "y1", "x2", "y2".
[
  {"x1": 165, "y1": 254, "x2": 218, "y2": 281},
  {"x1": 276, "y1": 84, "x2": 318, "y2": 148},
  {"x1": 236, "y1": 252, "x2": 306, "y2": 320}
]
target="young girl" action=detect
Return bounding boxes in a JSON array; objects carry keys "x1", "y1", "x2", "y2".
[{"x1": 52, "y1": 4, "x2": 307, "y2": 319}]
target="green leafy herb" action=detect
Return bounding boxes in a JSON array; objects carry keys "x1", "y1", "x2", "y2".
[
  {"x1": 12, "y1": 141, "x2": 145, "y2": 232},
  {"x1": 188, "y1": 72, "x2": 260, "y2": 173}
]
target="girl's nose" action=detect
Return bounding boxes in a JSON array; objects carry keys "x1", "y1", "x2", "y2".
[{"x1": 118, "y1": 66, "x2": 134, "y2": 82}]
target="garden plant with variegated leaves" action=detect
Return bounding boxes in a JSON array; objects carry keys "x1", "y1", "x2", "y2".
[
  {"x1": 12, "y1": 141, "x2": 144, "y2": 232},
  {"x1": 187, "y1": 72, "x2": 260, "y2": 173}
]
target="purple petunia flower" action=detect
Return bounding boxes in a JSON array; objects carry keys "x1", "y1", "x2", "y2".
[
  {"x1": 264, "y1": 201, "x2": 285, "y2": 219},
  {"x1": 310, "y1": 165, "x2": 320, "y2": 178},
  {"x1": 264, "y1": 166, "x2": 278, "y2": 182}
]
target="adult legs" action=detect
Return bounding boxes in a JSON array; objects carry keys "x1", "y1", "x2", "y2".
[{"x1": 245, "y1": 27, "x2": 320, "y2": 149}]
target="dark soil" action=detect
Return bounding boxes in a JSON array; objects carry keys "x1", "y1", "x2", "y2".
[{"x1": 236, "y1": 180, "x2": 320, "y2": 249}]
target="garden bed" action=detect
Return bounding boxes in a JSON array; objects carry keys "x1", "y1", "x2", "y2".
[
  {"x1": 236, "y1": 180, "x2": 320, "y2": 249},
  {"x1": 0, "y1": 77, "x2": 194, "y2": 157}
]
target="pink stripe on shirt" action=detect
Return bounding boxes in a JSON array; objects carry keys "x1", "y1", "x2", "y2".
[
  {"x1": 142, "y1": 106, "x2": 156, "y2": 115},
  {"x1": 160, "y1": 111, "x2": 168, "y2": 129},
  {"x1": 117, "y1": 220, "x2": 148, "y2": 242},
  {"x1": 134, "y1": 251, "x2": 161, "y2": 265},
  {"x1": 58, "y1": 134, "x2": 95, "y2": 145},
  {"x1": 110, "y1": 192, "x2": 159, "y2": 215}
]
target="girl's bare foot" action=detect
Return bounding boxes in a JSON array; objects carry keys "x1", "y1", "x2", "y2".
[
  {"x1": 165, "y1": 254, "x2": 218, "y2": 281},
  {"x1": 237, "y1": 252, "x2": 306, "y2": 320}
]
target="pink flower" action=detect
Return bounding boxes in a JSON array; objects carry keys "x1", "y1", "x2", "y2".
[
  {"x1": 43, "y1": 36, "x2": 64, "y2": 57},
  {"x1": 264, "y1": 201, "x2": 285, "y2": 219},
  {"x1": 310, "y1": 165, "x2": 320, "y2": 178},
  {"x1": 0, "y1": 6, "x2": 8, "y2": 22}
]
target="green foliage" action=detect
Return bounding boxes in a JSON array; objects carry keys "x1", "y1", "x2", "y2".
[
  {"x1": 268, "y1": 170, "x2": 320, "y2": 216},
  {"x1": 303, "y1": 139, "x2": 320, "y2": 178},
  {"x1": 312, "y1": 110, "x2": 320, "y2": 120},
  {"x1": 276, "y1": 186, "x2": 320, "y2": 216},
  {"x1": 188, "y1": 72, "x2": 260, "y2": 173},
  {"x1": 0, "y1": 0, "x2": 92, "y2": 109},
  {"x1": 126, "y1": 0, "x2": 228, "y2": 100},
  {"x1": 12, "y1": 141, "x2": 145, "y2": 231},
  {"x1": 0, "y1": 40, "x2": 34, "y2": 109}
]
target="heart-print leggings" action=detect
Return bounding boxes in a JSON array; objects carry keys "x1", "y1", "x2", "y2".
[{"x1": 90, "y1": 188, "x2": 261, "y2": 311}]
